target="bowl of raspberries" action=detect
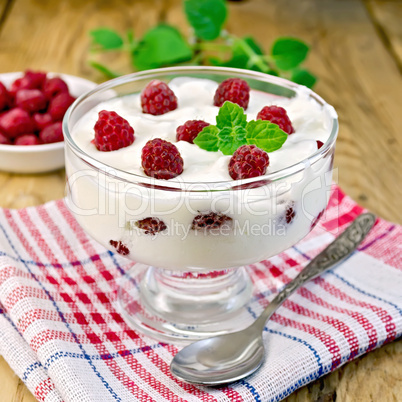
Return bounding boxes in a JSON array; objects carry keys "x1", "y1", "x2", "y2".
[{"x1": 0, "y1": 70, "x2": 97, "y2": 173}]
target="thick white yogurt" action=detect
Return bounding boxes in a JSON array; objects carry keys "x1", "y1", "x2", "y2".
[
  {"x1": 65, "y1": 77, "x2": 337, "y2": 271},
  {"x1": 71, "y1": 77, "x2": 334, "y2": 180}
]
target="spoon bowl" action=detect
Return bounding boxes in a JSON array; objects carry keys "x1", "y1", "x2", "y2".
[
  {"x1": 171, "y1": 327, "x2": 264, "y2": 385},
  {"x1": 170, "y1": 213, "x2": 376, "y2": 385}
]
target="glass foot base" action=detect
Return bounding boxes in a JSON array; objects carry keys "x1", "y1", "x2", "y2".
[{"x1": 117, "y1": 264, "x2": 256, "y2": 344}]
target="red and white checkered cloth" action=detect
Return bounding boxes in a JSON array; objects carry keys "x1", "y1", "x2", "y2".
[{"x1": 0, "y1": 185, "x2": 401, "y2": 402}]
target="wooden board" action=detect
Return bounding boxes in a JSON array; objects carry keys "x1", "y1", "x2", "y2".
[
  {"x1": 367, "y1": 0, "x2": 402, "y2": 66},
  {"x1": 0, "y1": 0, "x2": 401, "y2": 401},
  {"x1": 0, "y1": 1, "x2": 12, "y2": 23},
  {"x1": 223, "y1": 0, "x2": 402, "y2": 224}
]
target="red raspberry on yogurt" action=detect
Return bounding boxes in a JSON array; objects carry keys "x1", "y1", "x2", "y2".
[
  {"x1": 228, "y1": 144, "x2": 269, "y2": 180},
  {"x1": 257, "y1": 105, "x2": 294, "y2": 134},
  {"x1": 94, "y1": 110, "x2": 135, "y2": 152},
  {"x1": 214, "y1": 78, "x2": 250, "y2": 109},
  {"x1": 141, "y1": 138, "x2": 183, "y2": 180},
  {"x1": 141, "y1": 80, "x2": 178, "y2": 116},
  {"x1": 176, "y1": 120, "x2": 210, "y2": 144}
]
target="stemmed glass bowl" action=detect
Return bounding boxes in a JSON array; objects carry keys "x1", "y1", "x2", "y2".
[{"x1": 63, "y1": 66, "x2": 338, "y2": 343}]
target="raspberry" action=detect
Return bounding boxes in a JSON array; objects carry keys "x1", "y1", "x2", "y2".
[
  {"x1": 0, "y1": 82, "x2": 11, "y2": 111},
  {"x1": 317, "y1": 140, "x2": 324, "y2": 149},
  {"x1": 176, "y1": 120, "x2": 210, "y2": 143},
  {"x1": 23, "y1": 70, "x2": 47, "y2": 89},
  {"x1": 48, "y1": 92, "x2": 76, "y2": 121},
  {"x1": 0, "y1": 131, "x2": 11, "y2": 145},
  {"x1": 10, "y1": 70, "x2": 46, "y2": 95},
  {"x1": 285, "y1": 204, "x2": 296, "y2": 224},
  {"x1": 141, "y1": 80, "x2": 178, "y2": 115},
  {"x1": 43, "y1": 77, "x2": 69, "y2": 99},
  {"x1": 310, "y1": 209, "x2": 325, "y2": 230},
  {"x1": 94, "y1": 110, "x2": 135, "y2": 152},
  {"x1": 257, "y1": 105, "x2": 294, "y2": 134},
  {"x1": 181, "y1": 271, "x2": 227, "y2": 279},
  {"x1": 141, "y1": 138, "x2": 183, "y2": 180},
  {"x1": 0, "y1": 108, "x2": 34, "y2": 139},
  {"x1": 33, "y1": 112, "x2": 53, "y2": 131},
  {"x1": 135, "y1": 217, "x2": 167, "y2": 235},
  {"x1": 14, "y1": 134, "x2": 41, "y2": 146},
  {"x1": 9, "y1": 78, "x2": 25, "y2": 96},
  {"x1": 191, "y1": 212, "x2": 233, "y2": 231},
  {"x1": 228, "y1": 144, "x2": 269, "y2": 180},
  {"x1": 213, "y1": 78, "x2": 250, "y2": 109},
  {"x1": 40, "y1": 122, "x2": 63, "y2": 144},
  {"x1": 15, "y1": 89, "x2": 47, "y2": 113},
  {"x1": 109, "y1": 240, "x2": 130, "y2": 256}
]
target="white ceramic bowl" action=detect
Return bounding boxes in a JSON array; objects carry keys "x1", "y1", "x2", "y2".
[{"x1": 0, "y1": 72, "x2": 97, "y2": 173}]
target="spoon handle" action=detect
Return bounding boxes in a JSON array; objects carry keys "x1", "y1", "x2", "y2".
[{"x1": 254, "y1": 212, "x2": 376, "y2": 330}]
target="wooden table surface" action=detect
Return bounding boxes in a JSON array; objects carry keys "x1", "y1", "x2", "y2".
[{"x1": 0, "y1": 0, "x2": 401, "y2": 400}]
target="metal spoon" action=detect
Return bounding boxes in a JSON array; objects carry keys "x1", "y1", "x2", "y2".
[{"x1": 170, "y1": 212, "x2": 376, "y2": 385}]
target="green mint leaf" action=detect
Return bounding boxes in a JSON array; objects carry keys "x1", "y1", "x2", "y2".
[
  {"x1": 216, "y1": 101, "x2": 247, "y2": 130},
  {"x1": 246, "y1": 120, "x2": 288, "y2": 152},
  {"x1": 184, "y1": 0, "x2": 227, "y2": 41},
  {"x1": 218, "y1": 126, "x2": 247, "y2": 155},
  {"x1": 291, "y1": 68, "x2": 317, "y2": 88},
  {"x1": 271, "y1": 37, "x2": 309, "y2": 71},
  {"x1": 133, "y1": 24, "x2": 193, "y2": 70},
  {"x1": 89, "y1": 61, "x2": 120, "y2": 79},
  {"x1": 193, "y1": 125, "x2": 219, "y2": 151},
  {"x1": 90, "y1": 28, "x2": 124, "y2": 50}
]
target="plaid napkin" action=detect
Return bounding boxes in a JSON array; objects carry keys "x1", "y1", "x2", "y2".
[{"x1": 0, "y1": 185, "x2": 401, "y2": 402}]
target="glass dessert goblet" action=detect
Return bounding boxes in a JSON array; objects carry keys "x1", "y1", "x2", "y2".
[{"x1": 63, "y1": 66, "x2": 338, "y2": 343}]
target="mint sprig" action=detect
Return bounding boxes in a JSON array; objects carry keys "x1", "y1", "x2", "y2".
[
  {"x1": 194, "y1": 101, "x2": 288, "y2": 155},
  {"x1": 88, "y1": 1, "x2": 316, "y2": 88}
]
